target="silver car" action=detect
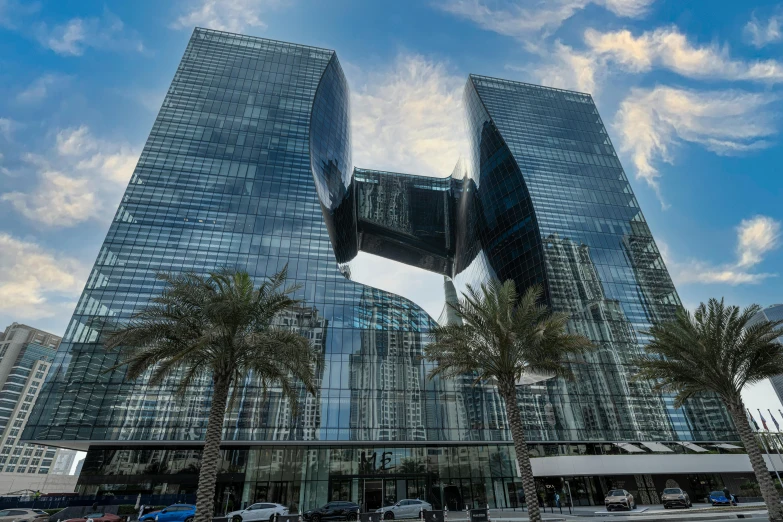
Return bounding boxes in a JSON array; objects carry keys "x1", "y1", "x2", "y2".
[
  {"x1": 661, "y1": 487, "x2": 691, "y2": 509},
  {"x1": 376, "y1": 500, "x2": 432, "y2": 520},
  {"x1": 604, "y1": 489, "x2": 635, "y2": 511},
  {"x1": 0, "y1": 510, "x2": 49, "y2": 522},
  {"x1": 227, "y1": 503, "x2": 288, "y2": 522}
]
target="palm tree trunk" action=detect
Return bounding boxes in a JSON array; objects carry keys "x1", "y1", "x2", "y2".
[
  {"x1": 499, "y1": 382, "x2": 541, "y2": 522},
  {"x1": 195, "y1": 375, "x2": 230, "y2": 522},
  {"x1": 727, "y1": 400, "x2": 783, "y2": 521}
]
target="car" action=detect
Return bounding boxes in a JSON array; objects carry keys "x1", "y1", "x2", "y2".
[
  {"x1": 64, "y1": 513, "x2": 122, "y2": 522},
  {"x1": 227, "y1": 503, "x2": 288, "y2": 522},
  {"x1": 708, "y1": 491, "x2": 737, "y2": 506},
  {"x1": 604, "y1": 489, "x2": 635, "y2": 512},
  {"x1": 661, "y1": 488, "x2": 691, "y2": 509},
  {"x1": 0, "y1": 509, "x2": 50, "y2": 522},
  {"x1": 303, "y1": 501, "x2": 359, "y2": 522},
  {"x1": 376, "y1": 500, "x2": 432, "y2": 520},
  {"x1": 139, "y1": 505, "x2": 196, "y2": 522}
]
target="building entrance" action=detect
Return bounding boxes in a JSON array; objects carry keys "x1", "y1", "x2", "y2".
[{"x1": 328, "y1": 475, "x2": 431, "y2": 511}]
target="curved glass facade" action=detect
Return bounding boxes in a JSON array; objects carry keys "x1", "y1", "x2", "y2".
[{"x1": 22, "y1": 28, "x2": 737, "y2": 510}]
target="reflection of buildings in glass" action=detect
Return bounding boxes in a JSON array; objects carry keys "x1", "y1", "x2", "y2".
[
  {"x1": 542, "y1": 234, "x2": 673, "y2": 440},
  {"x1": 621, "y1": 220, "x2": 680, "y2": 324},
  {"x1": 350, "y1": 289, "x2": 426, "y2": 441},
  {"x1": 231, "y1": 305, "x2": 328, "y2": 442}
]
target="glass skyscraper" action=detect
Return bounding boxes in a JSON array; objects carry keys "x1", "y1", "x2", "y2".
[
  {"x1": 750, "y1": 304, "x2": 783, "y2": 405},
  {"x1": 24, "y1": 28, "x2": 741, "y2": 509}
]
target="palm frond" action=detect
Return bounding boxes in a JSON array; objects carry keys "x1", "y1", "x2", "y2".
[
  {"x1": 635, "y1": 298, "x2": 783, "y2": 406},
  {"x1": 424, "y1": 279, "x2": 593, "y2": 390},
  {"x1": 105, "y1": 267, "x2": 317, "y2": 406}
]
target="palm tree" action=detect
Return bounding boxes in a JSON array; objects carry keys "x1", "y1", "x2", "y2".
[
  {"x1": 635, "y1": 298, "x2": 783, "y2": 521},
  {"x1": 105, "y1": 268, "x2": 316, "y2": 522},
  {"x1": 423, "y1": 280, "x2": 592, "y2": 522}
]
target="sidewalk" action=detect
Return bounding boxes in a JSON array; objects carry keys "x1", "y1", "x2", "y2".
[{"x1": 440, "y1": 503, "x2": 768, "y2": 521}]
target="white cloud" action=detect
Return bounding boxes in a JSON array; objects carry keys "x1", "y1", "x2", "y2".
[
  {"x1": 0, "y1": 0, "x2": 39, "y2": 30},
  {"x1": 1, "y1": 126, "x2": 139, "y2": 227},
  {"x1": 36, "y1": 12, "x2": 143, "y2": 56},
  {"x1": 350, "y1": 253, "x2": 446, "y2": 320},
  {"x1": 585, "y1": 27, "x2": 783, "y2": 83},
  {"x1": 660, "y1": 216, "x2": 782, "y2": 286},
  {"x1": 614, "y1": 86, "x2": 777, "y2": 205},
  {"x1": 347, "y1": 53, "x2": 468, "y2": 316},
  {"x1": 0, "y1": 152, "x2": 9, "y2": 177},
  {"x1": 737, "y1": 215, "x2": 781, "y2": 268},
  {"x1": 745, "y1": 12, "x2": 783, "y2": 48},
  {"x1": 0, "y1": 118, "x2": 13, "y2": 139},
  {"x1": 350, "y1": 53, "x2": 468, "y2": 177},
  {"x1": 527, "y1": 41, "x2": 598, "y2": 94},
  {"x1": 171, "y1": 0, "x2": 283, "y2": 33},
  {"x1": 436, "y1": 0, "x2": 655, "y2": 40},
  {"x1": 16, "y1": 74, "x2": 66, "y2": 103},
  {"x1": 0, "y1": 233, "x2": 87, "y2": 320}
]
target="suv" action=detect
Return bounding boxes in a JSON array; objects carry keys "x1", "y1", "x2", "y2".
[
  {"x1": 376, "y1": 500, "x2": 432, "y2": 520},
  {"x1": 303, "y1": 502, "x2": 359, "y2": 522},
  {"x1": 140, "y1": 505, "x2": 196, "y2": 522},
  {"x1": 604, "y1": 490, "x2": 635, "y2": 512},
  {"x1": 661, "y1": 488, "x2": 691, "y2": 509}
]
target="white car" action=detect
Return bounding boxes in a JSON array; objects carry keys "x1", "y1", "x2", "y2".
[
  {"x1": 227, "y1": 503, "x2": 288, "y2": 522},
  {"x1": 376, "y1": 500, "x2": 431, "y2": 520}
]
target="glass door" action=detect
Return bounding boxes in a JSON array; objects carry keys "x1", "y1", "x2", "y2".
[{"x1": 363, "y1": 480, "x2": 383, "y2": 511}]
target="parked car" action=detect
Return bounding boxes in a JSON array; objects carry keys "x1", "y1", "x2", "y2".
[
  {"x1": 64, "y1": 513, "x2": 122, "y2": 522},
  {"x1": 0, "y1": 510, "x2": 51, "y2": 522},
  {"x1": 708, "y1": 491, "x2": 737, "y2": 506},
  {"x1": 227, "y1": 503, "x2": 288, "y2": 522},
  {"x1": 604, "y1": 489, "x2": 636, "y2": 511},
  {"x1": 139, "y1": 505, "x2": 196, "y2": 522},
  {"x1": 303, "y1": 501, "x2": 359, "y2": 522},
  {"x1": 661, "y1": 488, "x2": 691, "y2": 509},
  {"x1": 376, "y1": 500, "x2": 432, "y2": 520}
]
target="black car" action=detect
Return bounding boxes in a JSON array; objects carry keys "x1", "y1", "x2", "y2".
[{"x1": 303, "y1": 502, "x2": 359, "y2": 522}]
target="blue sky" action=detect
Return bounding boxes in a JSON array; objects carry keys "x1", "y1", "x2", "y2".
[{"x1": 1, "y1": 0, "x2": 782, "y2": 411}]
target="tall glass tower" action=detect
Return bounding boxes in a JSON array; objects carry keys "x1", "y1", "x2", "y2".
[{"x1": 24, "y1": 28, "x2": 738, "y2": 509}]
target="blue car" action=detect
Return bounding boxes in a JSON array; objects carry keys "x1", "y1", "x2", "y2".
[
  {"x1": 708, "y1": 491, "x2": 737, "y2": 506},
  {"x1": 140, "y1": 505, "x2": 196, "y2": 522}
]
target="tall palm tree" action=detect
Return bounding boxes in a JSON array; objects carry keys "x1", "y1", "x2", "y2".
[
  {"x1": 423, "y1": 280, "x2": 592, "y2": 522},
  {"x1": 635, "y1": 298, "x2": 783, "y2": 521},
  {"x1": 105, "y1": 268, "x2": 316, "y2": 522}
]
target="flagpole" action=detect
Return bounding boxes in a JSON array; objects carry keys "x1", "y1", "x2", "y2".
[
  {"x1": 756, "y1": 409, "x2": 783, "y2": 488},
  {"x1": 770, "y1": 410, "x2": 783, "y2": 473}
]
